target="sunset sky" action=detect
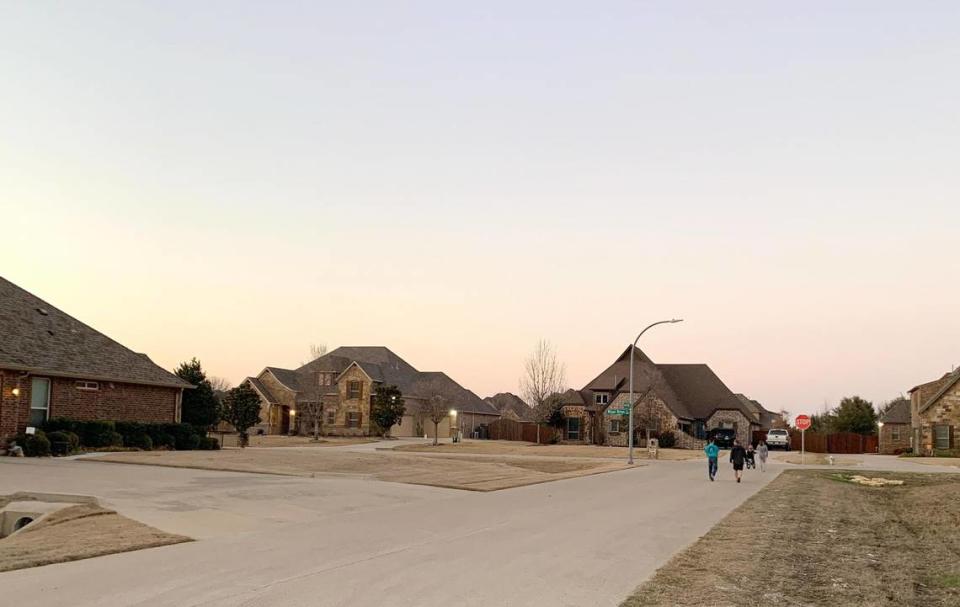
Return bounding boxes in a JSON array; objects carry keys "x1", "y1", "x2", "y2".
[{"x1": 2, "y1": 2, "x2": 958, "y2": 419}]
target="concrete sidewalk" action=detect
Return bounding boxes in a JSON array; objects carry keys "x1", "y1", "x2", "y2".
[{"x1": 0, "y1": 456, "x2": 776, "y2": 607}]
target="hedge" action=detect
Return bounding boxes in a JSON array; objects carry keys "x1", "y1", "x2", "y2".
[{"x1": 42, "y1": 418, "x2": 206, "y2": 451}]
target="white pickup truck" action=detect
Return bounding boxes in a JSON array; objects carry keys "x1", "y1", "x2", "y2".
[{"x1": 766, "y1": 428, "x2": 791, "y2": 450}]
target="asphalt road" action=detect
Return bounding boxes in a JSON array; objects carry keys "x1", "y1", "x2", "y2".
[{"x1": 0, "y1": 452, "x2": 779, "y2": 607}]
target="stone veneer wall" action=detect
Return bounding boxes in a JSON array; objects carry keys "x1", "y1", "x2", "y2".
[
  {"x1": 878, "y1": 423, "x2": 911, "y2": 454},
  {"x1": 706, "y1": 409, "x2": 753, "y2": 446},
  {"x1": 916, "y1": 382, "x2": 960, "y2": 456}
]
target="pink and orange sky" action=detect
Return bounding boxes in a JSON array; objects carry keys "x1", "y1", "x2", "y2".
[{"x1": 2, "y1": 2, "x2": 958, "y2": 419}]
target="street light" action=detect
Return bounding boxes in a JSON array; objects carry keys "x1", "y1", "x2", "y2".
[
  {"x1": 877, "y1": 421, "x2": 884, "y2": 453},
  {"x1": 628, "y1": 319, "x2": 684, "y2": 464}
]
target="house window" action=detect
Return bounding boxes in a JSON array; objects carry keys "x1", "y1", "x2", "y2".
[
  {"x1": 609, "y1": 419, "x2": 621, "y2": 434},
  {"x1": 75, "y1": 381, "x2": 99, "y2": 391},
  {"x1": 347, "y1": 381, "x2": 363, "y2": 399},
  {"x1": 325, "y1": 409, "x2": 336, "y2": 425},
  {"x1": 347, "y1": 411, "x2": 361, "y2": 428},
  {"x1": 566, "y1": 417, "x2": 581, "y2": 440},
  {"x1": 595, "y1": 393, "x2": 609, "y2": 405},
  {"x1": 29, "y1": 377, "x2": 50, "y2": 427},
  {"x1": 935, "y1": 425, "x2": 952, "y2": 450},
  {"x1": 890, "y1": 426, "x2": 901, "y2": 441}
]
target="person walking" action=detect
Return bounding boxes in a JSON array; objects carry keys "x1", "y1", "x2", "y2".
[
  {"x1": 704, "y1": 438, "x2": 719, "y2": 481},
  {"x1": 730, "y1": 440, "x2": 746, "y2": 483},
  {"x1": 757, "y1": 440, "x2": 769, "y2": 472}
]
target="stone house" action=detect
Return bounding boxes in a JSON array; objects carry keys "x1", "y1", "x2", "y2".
[
  {"x1": 908, "y1": 369, "x2": 960, "y2": 455},
  {"x1": 0, "y1": 276, "x2": 191, "y2": 439},
  {"x1": 562, "y1": 346, "x2": 762, "y2": 448},
  {"x1": 243, "y1": 346, "x2": 499, "y2": 438},
  {"x1": 878, "y1": 398, "x2": 911, "y2": 454}
]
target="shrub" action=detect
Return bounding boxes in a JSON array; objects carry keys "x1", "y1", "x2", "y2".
[
  {"x1": 154, "y1": 433, "x2": 176, "y2": 449},
  {"x1": 43, "y1": 418, "x2": 80, "y2": 435},
  {"x1": 198, "y1": 436, "x2": 220, "y2": 450},
  {"x1": 104, "y1": 431, "x2": 124, "y2": 448},
  {"x1": 77, "y1": 421, "x2": 118, "y2": 448},
  {"x1": 19, "y1": 431, "x2": 51, "y2": 457},
  {"x1": 657, "y1": 431, "x2": 677, "y2": 449},
  {"x1": 179, "y1": 433, "x2": 201, "y2": 450},
  {"x1": 46, "y1": 431, "x2": 76, "y2": 455},
  {"x1": 126, "y1": 433, "x2": 153, "y2": 451}
]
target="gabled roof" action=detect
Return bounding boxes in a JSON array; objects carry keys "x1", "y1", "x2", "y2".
[
  {"x1": 0, "y1": 276, "x2": 190, "y2": 389},
  {"x1": 656, "y1": 364, "x2": 752, "y2": 421},
  {"x1": 287, "y1": 346, "x2": 498, "y2": 416},
  {"x1": 582, "y1": 346, "x2": 690, "y2": 419},
  {"x1": 917, "y1": 369, "x2": 960, "y2": 414},
  {"x1": 881, "y1": 398, "x2": 911, "y2": 424},
  {"x1": 735, "y1": 394, "x2": 778, "y2": 427},
  {"x1": 484, "y1": 392, "x2": 535, "y2": 421},
  {"x1": 558, "y1": 388, "x2": 586, "y2": 406},
  {"x1": 244, "y1": 376, "x2": 278, "y2": 404},
  {"x1": 265, "y1": 367, "x2": 300, "y2": 391}
]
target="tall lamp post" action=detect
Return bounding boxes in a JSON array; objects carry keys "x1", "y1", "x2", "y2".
[{"x1": 628, "y1": 319, "x2": 684, "y2": 464}]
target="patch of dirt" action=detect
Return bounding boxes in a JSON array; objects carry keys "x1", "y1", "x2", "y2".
[
  {"x1": 94, "y1": 448, "x2": 631, "y2": 491},
  {"x1": 390, "y1": 440, "x2": 704, "y2": 461},
  {"x1": 0, "y1": 499, "x2": 190, "y2": 572},
  {"x1": 620, "y1": 470, "x2": 960, "y2": 607}
]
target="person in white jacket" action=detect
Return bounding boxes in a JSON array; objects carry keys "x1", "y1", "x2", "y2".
[{"x1": 756, "y1": 440, "x2": 769, "y2": 472}]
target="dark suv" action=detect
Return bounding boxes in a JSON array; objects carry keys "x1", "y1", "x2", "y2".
[{"x1": 708, "y1": 428, "x2": 736, "y2": 449}]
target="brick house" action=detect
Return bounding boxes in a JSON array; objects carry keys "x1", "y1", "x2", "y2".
[
  {"x1": 564, "y1": 346, "x2": 763, "y2": 448},
  {"x1": 908, "y1": 369, "x2": 960, "y2": 456},
  {"x1": 0, "y1": 277, "x2": 191, "y2": 439},
  {"x1": 878, "y1": 398, "x2": 911, "y2": 454},
  {"x1": 244, "y1": 346, "x2": 499, "y2": 438}
]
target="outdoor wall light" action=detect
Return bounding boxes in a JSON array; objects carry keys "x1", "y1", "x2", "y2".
[
  {"x1": 449, "y1": 409, "x2": 457, "y2": 417},
  {"x1": 11, "y1": 388, "x2": 20, "y2": 396},
  {"x1": 289, "y1": 410, "x2": 296, "y2": 416}
]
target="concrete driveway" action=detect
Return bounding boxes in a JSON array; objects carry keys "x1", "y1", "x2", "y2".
[{"x1": 0, "y1": 454, "x2": 777, "y2": 607}]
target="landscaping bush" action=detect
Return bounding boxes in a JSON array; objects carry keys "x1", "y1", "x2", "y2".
[
  {"x1": 46, "y1": 431, "x2": 77, "y2": 455},
  {"x1": 198, "y1": 436, "x2": 220, "y2": 450},
  {"x1": 657, "y1": 431, "x2": 677, "y2": 449},
  {"x1": 179, "y1": 433, "x2": 201, "y2": 451},
  {"x1": 154, "y1": 433, "x2": 176, "y2": 449},
  {"x1": 17, "y1": 431, "x2": 51, "y2": 457},
  {"x1": 42, "y1": 418, "x2": 80, "y2": 435},
  {"x1": 126, "y1": 433, "x2": 153, "y2": 451},
  {"x1": 104, "y1": 431, "x2": 124, "y2": 448},
  {"x1": 77, "y1": 421, "x2": 118, "y2": 448}
]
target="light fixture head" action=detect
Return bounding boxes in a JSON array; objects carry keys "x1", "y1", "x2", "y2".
[
  {"x1": 11, "y1": 387, "x2": 20, "y2": 396},
  {"x1": 449, "y1": 409, "x2": 457, "y2": 416}
]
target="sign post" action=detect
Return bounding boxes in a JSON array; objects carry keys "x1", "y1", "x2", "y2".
[{"x1": 795, "y1": 414, "x2": 812, "y2": 465}]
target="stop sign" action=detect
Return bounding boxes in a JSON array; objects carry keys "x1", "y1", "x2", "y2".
[{"x1": 795, "y1": 415, "x2": 811, "y2": 431}]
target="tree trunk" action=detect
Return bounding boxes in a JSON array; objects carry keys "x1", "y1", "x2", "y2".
[
  {"x1": 239, "y1": 431, "x2": 249, "y2": 448},
  {"x1": 313, "y1": 416, "x2": 320, "y2": 442},
  {"x1": 433, "y1": 421, "x2": 439, "y2": 445}
]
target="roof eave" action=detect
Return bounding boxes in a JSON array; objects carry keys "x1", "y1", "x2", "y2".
[{"x1": 0, "y1": 363, "x2": 192, "y2": 389}]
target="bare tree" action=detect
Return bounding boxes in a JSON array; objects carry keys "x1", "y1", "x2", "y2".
[
  {"x1": 209, "y1": 376, "x2": 232, "y2": 393},
  {"x1": 520, "y1": 340, "x2": 566, "y2": 409},
  {"x1": 309, "y1": 343, "x2": 329, "y2": 360},
  {"x1": 300, "y1": 400, "x2": 325, "y2": 441},
  {"x1": 425, "y1": 394, "x2": 452, "y2": 446}
]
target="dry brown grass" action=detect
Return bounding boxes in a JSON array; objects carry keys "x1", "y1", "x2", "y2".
[
  {"x1": 0, "y1": 501, "x2": 189, "y2": 572},
  {"x1": 94, "y1": 448, "x2": 632, "y2": 491},
  {"x1": 907, "y1": 457, "x2": 960, "y2": 468},
  {"x1": 215, "y1": 434, "x2": 377, "y2": 448},
  {"x1": 621, "y1": 470, "x2": 960, "y2": 607},
  {"x1": 389, "y1": 440, "x2": 704, "y2": 461},
  {"x1": 782, "y1": 453, "x2": 862, "y2": 466}
]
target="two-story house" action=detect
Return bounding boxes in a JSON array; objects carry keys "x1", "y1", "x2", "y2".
[
  {"x1": 560, "y1": 345, "x2": 764, "y2": 448},
  {"x1": 243, "y1": 346, "x2": 499, "y2": 438},
  {"x1": 908, "y1": 368, "x2": 960, "y2": 455}
]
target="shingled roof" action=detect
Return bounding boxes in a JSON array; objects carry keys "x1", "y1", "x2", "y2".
[
  {"x1": 0, "y1": 276, "x2": 190, "y2": 389},
  {"x1": 292, "y1": 346, "x2": 498, "y2": 416},
  {"x1": 880, "y1": 398, "x2": 911, "y2": 424},
  {"x1": 581, "y1": 346, "x2": 756, "y2": 423},
  {"x1": 485, "y1": 392, "x2": 535, "y2": 421}
]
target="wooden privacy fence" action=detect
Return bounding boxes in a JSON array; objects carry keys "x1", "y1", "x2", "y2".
[
  {"x1": 789, "y1": 431, "x2": 878, "y2": 454},
  {"x1": 486, "y1": 418, "x2": 560, "y2": 444}
]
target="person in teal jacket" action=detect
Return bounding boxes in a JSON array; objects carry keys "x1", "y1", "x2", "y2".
[{"x1": 704, "y1": 439, "x2": 719, "y2": 481}]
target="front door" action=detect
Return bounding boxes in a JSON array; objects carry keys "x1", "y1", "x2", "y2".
[
  {"x1": 29, "y1": 377, "x2": 50, "y2": 428},
  {"x1": 566, "y1": 417, "x2": 580, "y2": 441},
  {"x1": 281, "y1": 406, "x2": 290, "y2": 434}
]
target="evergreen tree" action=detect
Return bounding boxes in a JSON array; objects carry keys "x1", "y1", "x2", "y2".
[
  {"x1": 174, "y1": 358, "x2": 220, "y2": 430},
  {"x1": 221, "y1": 384, "x2": 262, "y2": 447},
  {"x1": 833, "y1": 396, "x2": 878, "y2": 435},
  {"x1": 371, "y1": 385, "x2": 406, "y2": 437}
]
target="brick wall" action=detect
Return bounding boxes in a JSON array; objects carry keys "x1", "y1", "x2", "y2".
[
  {"x1": 879, "y1": 422, "x2": 911, "y2": 454},
  {"x1": 1, "y1": 369, "x2": 180, "y2": 438}
]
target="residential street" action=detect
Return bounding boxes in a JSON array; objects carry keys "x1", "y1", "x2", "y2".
[{"x1": 1, "y1": 453, "x2": 777, "y2": 607}]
